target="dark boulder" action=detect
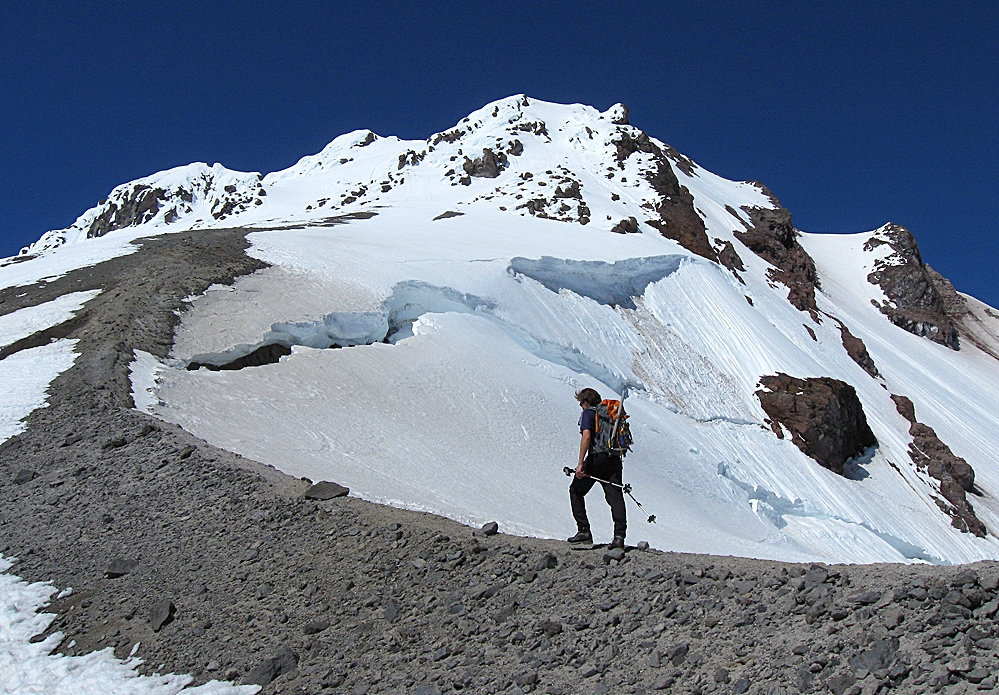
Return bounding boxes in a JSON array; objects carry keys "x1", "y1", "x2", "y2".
[
  {"x1": 553, "y1": 180, "x2": 581, "y2": 199},
  {"x1": 13, "y1": 469, "x2": 37, "y2": 485},
  {"x1": 149, "y1": 600, "x2": 175, "y2": 631},
  {"x1": 303, "y1": 481, "x2": 349, "y2": 500},
  {"x1": 756, "y1": 374, "x2": 877, "y2": 474},
  {"x1": 106, "y1": 558, "x2": 138, "y2": 578},
  {"x1": 480, "y1": 521, "x2": 499, "y2": 536},
  {"x1": 610, "y1": 217, "x2": 639, "y2": 234},
  {"x1": 302, "y1": 619, "x2": 330, "y2": 634}
]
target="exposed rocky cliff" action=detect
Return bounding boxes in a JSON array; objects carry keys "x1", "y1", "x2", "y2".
[
  {"x1": 866, "y1": 224, "x2": 959, "y2": 349},
  {"x1": 611, "y1": 126, "x2": 717, "y2": 262},
  {"x1": 733, "y1": 193, "x2": 820, "y2": 316},
  {"x1": 926, "y1": 265, "x2": 999, "y2": 361},
  {"x1": 835, "y1": 320, "x2": 881, "y2": 379}
]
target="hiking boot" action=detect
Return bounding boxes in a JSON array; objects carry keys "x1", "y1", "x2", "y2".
[
  {"x1": 566, "y1": 530, "x2": 592, "y2": 544},
  {"x1": 609, "y1": 536, "x2": 626, "y2": 550}
]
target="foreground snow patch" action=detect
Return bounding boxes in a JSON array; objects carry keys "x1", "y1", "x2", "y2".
[
  {"x1": 0, "y1": 340, "x2": 80, "y2": 444},
  {"x1": 0, "y1": 555, "x2": 258, "y2": 695}
]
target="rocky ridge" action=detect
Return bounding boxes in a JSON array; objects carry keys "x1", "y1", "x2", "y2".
[
  {"x1": 865, "y1": 224, "x2": 959, "y2": 350},
  {"x1": 729, "y1": 194, "x2": 820, "y2": 317},
  {"x1": 891, "y1": 396, "x2": 986, "y2": 538}
]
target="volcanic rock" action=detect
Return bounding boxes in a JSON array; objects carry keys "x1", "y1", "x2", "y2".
[
  {"x1": 735, "y1": 199, "x2": 819, "y2": 315},
  {"x1": 106, "y1": 558, "x2": 138, "y2": 578},
  {"x1": 610, "y1": 216, "x2": 639, "y2": 234},
  {"x1": 149, "y1": 599, "x2": 175, "y2": 631},
  {"x1": 13, "y1": 469, "x2": 37, "y2": 484},
  {"x1": 302, "y1": 481, "x2": 349, "y2": 500},
  {"x1": 837, "y1": 321, "x2": 880, "y2": 378},
  {"x1": 87, "y1": 185, "x2": 167, "y2": 239},
  {"x1": 611, "y1": 127, "x2": 716, "y2": 261},
  {"x1": 891, "y1": 394, "x2": 986, "y2": 536},
  {"x1": 244, "y1": 648, "x2": 299, "y2": 686},
  {"x1": 462, "y1": 148, "x2": 507, "y2": 178},
  {"x1": 715, "y1": 239, "x2": 745, "y2": 273},
  {"x1": 757, "y1": 373, "x2": 877, "y2": 474},
  {"x1": 866, "y1": 223, "x2": 959, "y2": 349}
]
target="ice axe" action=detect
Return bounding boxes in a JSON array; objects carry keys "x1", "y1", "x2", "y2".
[{"x1": 563, "y1": 466, "x2": 657, "y2": 523}]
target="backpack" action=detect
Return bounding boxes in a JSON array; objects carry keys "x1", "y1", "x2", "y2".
[{"x1": 592, "y1": 399, "x2": 633, "y2": 458}]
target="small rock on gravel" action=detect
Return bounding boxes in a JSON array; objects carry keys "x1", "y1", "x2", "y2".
[
  {"x1": 303, "y1": 481, "x2": 349, "y2": 500},
  {"x1": 412, "y1": 684, "x2": 442, "y2": 695},
  {"x1": 535, "y1": 552, "x2": 558, "y2": 571},
  {"x1": 481, "y1": 521, "x2": 499, "y2": 536},
  {"x1": 603, "y1": 548, "x2": 625, "y2": 564},
  {"x1": 652, "y1": 675, "x2": 674, "y2": 690},
  {"x1": 302, "y1": 619, "x2": 330, "y2": 634},
  {"x1": 244, "y1": 648, "x2": 299, "y2": 686},
  {"x1": 13, "y1": 469, "x2": 37, "y2": 484},
  {"x1": 149, "y1": 600, "x2": 175, "y2": 631},
  {"x1": 106, "y1": 558, "x2": 138, "y2": 578},
  {"x1": 384, "y1": 598, "x2": 400, "y2": 623}
]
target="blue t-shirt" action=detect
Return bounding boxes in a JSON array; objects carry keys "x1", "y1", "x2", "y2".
[{"x1": 579, "y1": 408, "x2": 596, "y2": 436}]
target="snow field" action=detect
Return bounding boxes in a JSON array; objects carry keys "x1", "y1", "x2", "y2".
[
  {"x1": 0, "y1": 290, "x2": 100, "y2": 350},
  {"x1": 0, "y1": 290, "x2": 101, "y2": 443}
]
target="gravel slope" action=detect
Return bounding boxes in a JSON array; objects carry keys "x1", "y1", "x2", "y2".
[{"x1": 1, "y1": 228, "x2": 999, "y2": 695}]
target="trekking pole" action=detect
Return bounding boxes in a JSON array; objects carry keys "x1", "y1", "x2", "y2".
[{"x1": 562, "y1": 467, "x2": 657, "y2": 523}]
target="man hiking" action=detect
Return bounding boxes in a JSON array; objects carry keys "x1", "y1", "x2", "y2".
[{"x1": 567, "y1": 387, "x2": 626, "y2": 549}]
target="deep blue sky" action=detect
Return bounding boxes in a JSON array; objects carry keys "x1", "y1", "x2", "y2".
[{"x1": 2, "y1": 2, "x2": 996, "y2": 305}]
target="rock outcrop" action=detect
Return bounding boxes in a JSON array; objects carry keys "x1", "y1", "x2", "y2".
[
  {"x1": 866, "y1": 224, "x2": 959, "y2": 349},
  {"x1": 836, "y1": 321, "x2": 880, "y2": 378},
  {"x1": 715, "y1": 239, "x2": 745, "y2": 274},
  {"x1": 87, "y1": 185, "x2": 170, "y2": 238},
  {"x1": 611, "y1": 128, "x2": 717, "y2": 262},
  {"x1": 891, "y1": 395, "x2": 986, "y2": 537},
  {"x1": 734, "y1": 195, "x2": 820, "y2": 316},
  {"x1": 462, "y1": 147, "x2": 508, "y2": 179},
  {"x1": 927, "y1": 264, "x2": 999, "y2": 361},
  {"x1": 757, "y1": 374, "x2": 877, "y2": 475}
]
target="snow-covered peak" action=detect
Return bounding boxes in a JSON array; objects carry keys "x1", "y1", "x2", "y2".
[
  {"x1": 20, "y1": 96, "x2": 778, "y2": 268},
  {"x1": 22, "y1": 162, "x2": 264, "y2": 256}
]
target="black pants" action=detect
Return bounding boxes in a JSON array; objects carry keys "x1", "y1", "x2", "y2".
[{"x1": 570, "y1": 452, "x2": 627, "y2": 539}]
